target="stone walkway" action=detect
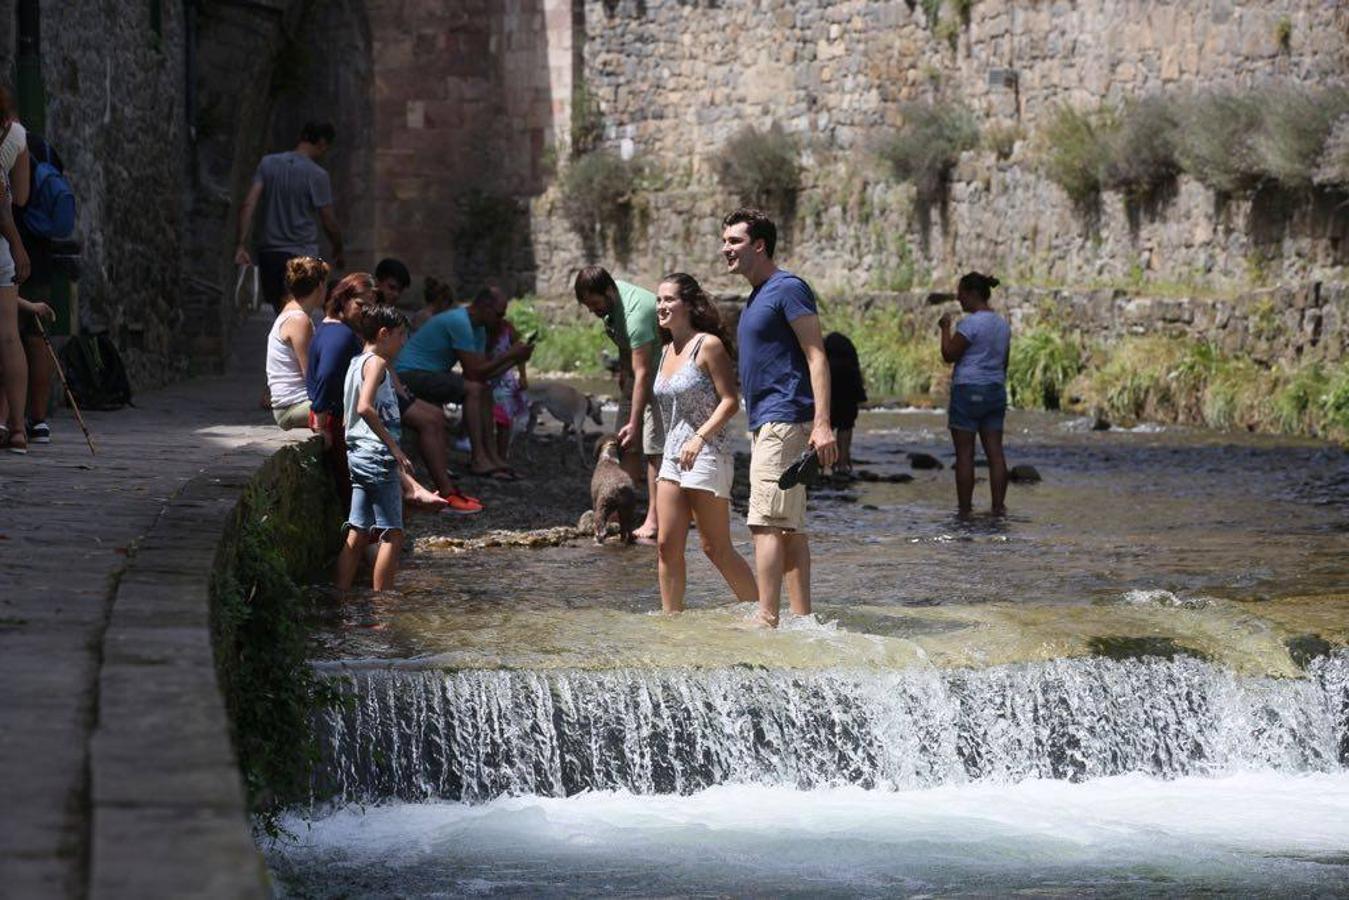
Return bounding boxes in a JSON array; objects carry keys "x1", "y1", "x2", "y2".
[{"x1": 0, "y1": 313, "x2": 296, "y2": 898}]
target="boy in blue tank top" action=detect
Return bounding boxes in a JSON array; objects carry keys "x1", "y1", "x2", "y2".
[{"x1": 335, "y1": 304, "x2": 413, "y2": 592}]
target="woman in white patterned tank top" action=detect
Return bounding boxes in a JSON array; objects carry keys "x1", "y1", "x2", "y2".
[{"x1": 651, "y1": 273, "x2": 758, "y2": 614}]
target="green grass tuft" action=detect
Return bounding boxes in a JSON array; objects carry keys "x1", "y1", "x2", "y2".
[{"x1": 1007, "y1": 325, "x2": 1084, "y2": 410}]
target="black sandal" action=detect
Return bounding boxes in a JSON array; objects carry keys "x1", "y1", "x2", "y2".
[{"x1": 777, "y1": 449, "x2": 820, "y2": 489}]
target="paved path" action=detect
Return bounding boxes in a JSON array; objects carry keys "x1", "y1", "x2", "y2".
[{"x1": 0, "y1": 313, "x2": 297, "y2": 898}]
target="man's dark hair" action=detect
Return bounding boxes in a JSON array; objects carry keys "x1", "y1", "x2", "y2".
[
  {"x1": 722, "y1": 207, "x2": 777, "y2": 258},
  {"x1": 470, "y1": 286, "x2": 500, "y2": 307},
  {"x1": 351, "y1": 303, "x2": 409, "y2": 342},
  {"x1": 300, "y1": 121, "x2": 336, "y2": 145},
  {"x1": 374, "y1": 257, "x2": 411, "y2": 290},
  {"x1": 573, "y1": 265, "x2": 618, "y2": 303}
]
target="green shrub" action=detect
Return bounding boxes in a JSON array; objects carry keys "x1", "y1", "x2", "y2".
[
  {"x1": 1007, "y1": 325, "x2": 1084, "y2": 409},
  {"x1": 1273, "y1": 363, "x2": 1328, "y2": 435},
  {"x1": 571, "y1": 81, "x2": 604, "y2": 157},
  {"x1": 1174, "y1": 91, "x2": 1263, "y2": 194},
  {"x1": 819, "y1": 305, "x2": 946, "y2": 401},
  {"x1": 559, "y1": 150, "x2": 637, "y2": 240},
  {"x1": 1249, "y1": 86, "x2": 1349, "y2": 190},
  {"x1": 1103, "y1": 95, "x2": 1181, "y2": 199},
  {"x1": 1040, "y1": 105, "x2": 1114, "y2": 207},
  {"x1": 1321, "y1": 363, "x2": 1349, "y2": 439},
  {"x1": 879, "y1": 101, "x2": 979, "y2": 203},
  {"x1": 1315, "y1": 115, "x2": 1349, "y2": 187},
  {"x1": 984, "y1": 122, "x2": 1022, "y2": 160},
  {"x1": 715, "y1": 124, "x2": 801, "y2": 212},
  {"x1": 935, "y1": 16, "x2": 960, "y2": 50},
  {"x1": 509, "y1": 297, "x2": 608, "y2": 374}
]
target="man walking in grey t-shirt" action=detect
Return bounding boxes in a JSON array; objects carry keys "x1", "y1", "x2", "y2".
[{"x1": 235, "y1": 121, "x2": 345, "y2": 310}]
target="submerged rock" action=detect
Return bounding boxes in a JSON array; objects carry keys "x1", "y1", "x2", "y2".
[
  {"x1": 1010, "y1": 464, "x2": 1042, "y2": 483},
  {"x1": 1087, "y1": 635, "x2": 1206, "y2": 662},
  {"x1": 577, "y1": 510, "x2": 595, "y2": 533},
  {"x1": 908, "y1": 452, "x2": 944, "y2": 470},
  {"x1": 856, "y1": 469, "x2": 914, "y2": 484},
  {"x1": 1285, "y1": 633, "x2": 1334, "y2": 669}
]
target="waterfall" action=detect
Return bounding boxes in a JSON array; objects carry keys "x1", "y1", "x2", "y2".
[{"x1": 313, "y1": 653, "x2": 1349, "y2": 805}]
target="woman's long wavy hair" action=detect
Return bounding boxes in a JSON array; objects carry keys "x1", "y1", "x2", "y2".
[{"x1": 658, "y1": 272, "x2": 732, "y2": 355}]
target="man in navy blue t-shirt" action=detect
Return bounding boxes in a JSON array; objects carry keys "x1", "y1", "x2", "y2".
[{"x1": 723, "y1": 208, "x2": 837, "y2": 628}]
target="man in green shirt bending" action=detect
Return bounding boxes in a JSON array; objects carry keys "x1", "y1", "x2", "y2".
[{"x1": 575, "y1": 265, "x2": 665, "y2": 542}]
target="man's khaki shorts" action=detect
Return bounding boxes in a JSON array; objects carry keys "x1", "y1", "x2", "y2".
[
  {"x1": 747, "y1": 421, "x2": 810, "y2": 532},
  {"x1": 618, "y1": 372, "x2": 666, "y2": 457}
]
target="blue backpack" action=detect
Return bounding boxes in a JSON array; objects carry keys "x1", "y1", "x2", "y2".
[{"x1": 23, "y1": 137, "x2": 76, "y2": 239}]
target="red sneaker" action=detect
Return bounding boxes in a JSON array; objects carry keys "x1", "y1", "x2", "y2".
[{"x1": 439, "y1": 490, "x2": 484, "y2": 515}]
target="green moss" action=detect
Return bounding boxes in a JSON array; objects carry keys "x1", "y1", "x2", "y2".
[{"x1": 211, "y1": 441, "x2": 344, "y2": 838}]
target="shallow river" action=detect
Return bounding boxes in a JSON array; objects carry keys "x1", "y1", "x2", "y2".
[{"x1": 270, "y1": 407, "x2": 1349, "y2": 897}]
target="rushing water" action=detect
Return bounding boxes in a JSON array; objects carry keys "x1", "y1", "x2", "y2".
[{"x1": 272, "y1": 407, "x2": 1349, "y2": 896}]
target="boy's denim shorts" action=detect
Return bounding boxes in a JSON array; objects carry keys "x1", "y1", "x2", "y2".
[
  {"x1": 948, "y1": 382, "x2": 1007, "y2": 433},
  {"x1": 346, "y1": 478, "x2": 403, "y2": 540}
]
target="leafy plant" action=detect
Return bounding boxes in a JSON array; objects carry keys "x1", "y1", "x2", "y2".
[
  {"x1": 1174, "y1": 91, "x2": 1263, "y2": 194},
  {"x1": 1102, "y1": 95, "x2": 1181, "y2": 200},
  {"x1": 878, "y1": 101, "x2": 979, "y2": 203},
  {"x1": 559, "y1": 150, "x2": 638, "y2": 242},
  {"x1": 715, "y1": 124, "x2": 801, "y2": 214},
  {"x1": 510, "y1": 297, "x2": 609, "y2": 374},
  {"x1": 984, "y1": 123, "x2": 1022, "y2": 160},
  {"x1": 1249, "y1": 86, "x2": 1349, "y2": 190},
  {"x1": 1039, "y1": 104, "x2": 1114, "y2": 208},
  {"x1": 1007, "y1": 325, "x2": 1084, "y2": 409},
  {"x1": 935, "y1": 16, "x2": 960, "y2": 50},
  {"x1": 571, "y1": 81, "x2": 604, "y2": 158}
]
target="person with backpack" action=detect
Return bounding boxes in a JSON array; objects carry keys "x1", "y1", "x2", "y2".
[
  {"x1": 15, "y1": 130, "x2": 76, "y2": 444},
  {"x1": 0, "y1": 86, "x2": 33, "y2": 453}
]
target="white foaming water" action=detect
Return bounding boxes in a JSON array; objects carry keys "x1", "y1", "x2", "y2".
[{"x1": 270, "y1": 774, "x2": 1349, "y2": 896}]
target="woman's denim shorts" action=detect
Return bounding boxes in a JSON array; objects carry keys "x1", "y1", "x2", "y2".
[
  {"x1": 345, "y1": 477, "x2": 404, "y2": 540},
  {"x1": 948, "y1": 382, "x2": 1007, "y2": 433}
]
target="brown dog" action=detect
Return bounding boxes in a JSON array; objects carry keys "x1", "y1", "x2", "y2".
[{"x1": 590, "y1": 434, "x2": 636, "y2": 544}]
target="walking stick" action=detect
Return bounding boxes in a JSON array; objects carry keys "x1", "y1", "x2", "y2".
[{"x1": 33, "y1": 316, "x2": 97, "y2": 456}]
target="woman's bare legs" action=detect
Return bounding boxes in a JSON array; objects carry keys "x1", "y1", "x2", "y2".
[
  {"x1": 0, "y1": 285, "x2": 27, "y2": 449},
  {"x1": 979, "y1": 427, "x2": 1008, "y2": 514},
  {"x1": 655, "y1": 480, "x2": 691, "y2": 612},
  {"x1": 950, "y1": 428, "x2": 977, "y2": 514},
  {"x1": 686, "y1": 488, "x2": 757, "y2": 603}
]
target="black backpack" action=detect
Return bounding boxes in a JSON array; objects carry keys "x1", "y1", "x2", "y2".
[{"x1": 58, "y1": 333, "x2": 133, "y2": 411}]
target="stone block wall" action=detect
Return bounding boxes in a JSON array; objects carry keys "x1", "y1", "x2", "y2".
[
  {"x1": 527, "y1": 0, "x2": 1349, "y2": 299},
  {"x1": 34, "y1": 0, "x2": 191, "y2": 387}
]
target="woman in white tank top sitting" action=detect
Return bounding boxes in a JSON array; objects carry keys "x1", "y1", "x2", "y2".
[
  {"x1": 266, "y1": 256, "x2": 329, "y2": 429},
  {"x1": 652, "y1": 272, "x2": 758, "y2": 614}
]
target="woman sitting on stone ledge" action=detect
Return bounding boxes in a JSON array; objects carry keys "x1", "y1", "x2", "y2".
[{"x1": 267, "y1": 256, "x2": 328, "y2": 430}]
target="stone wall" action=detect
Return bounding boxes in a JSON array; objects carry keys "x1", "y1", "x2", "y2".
[
  {"x1": 31, "y1": 0, "x2": 191, "y2": 387},
  {"x1": 364, "y1": 0, "x2": 571, "y2": 298},
  {"x1": 528, "y1": 0, "x2": 1349, "y2": 299}
]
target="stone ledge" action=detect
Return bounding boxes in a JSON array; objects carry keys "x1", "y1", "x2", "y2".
[{"x1": 86, "y1": 455, "x2": 278, "y2": 899}]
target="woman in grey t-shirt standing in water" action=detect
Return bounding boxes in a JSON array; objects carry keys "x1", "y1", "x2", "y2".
[{"x1": 939, "y1": 272, "x2": 1010, "y2": 515}]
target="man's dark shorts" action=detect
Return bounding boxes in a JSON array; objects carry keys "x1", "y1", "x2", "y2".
[
  {"x1": 258, "y1": 250, "x2": 296, "y2": 312},
  {"x1": 948, "y1": 383, "x2": 1007, "y2": 433},
  {"x1": 400, "y1": 368, "x2": 468, "y2": 405}
]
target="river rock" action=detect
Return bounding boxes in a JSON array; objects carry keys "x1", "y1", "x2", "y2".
[
  {"x1": 577, "y1": 510, "x2": 595, "y2": 533},
  {"x1": 1092, "y1": 415, "x2": 1112, "y2": 431},
  {"x1": 908, "y1": 452, "x2": 943, "y2": 470},
  {"x1": 1010, "y1": 464, "x2": 1042, "y2": 483}
]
